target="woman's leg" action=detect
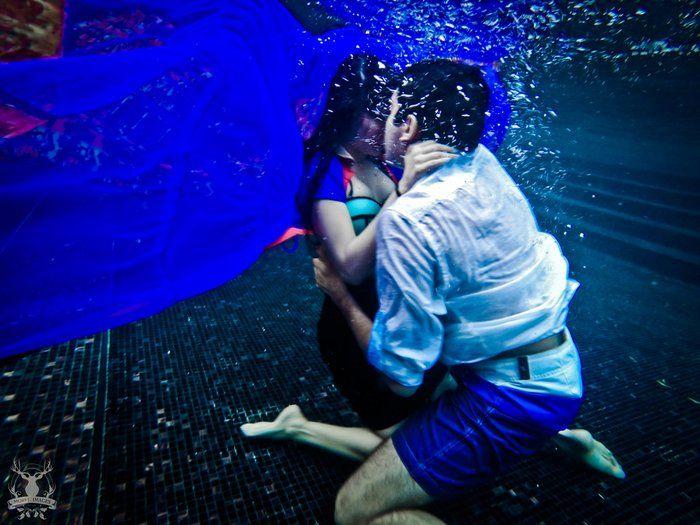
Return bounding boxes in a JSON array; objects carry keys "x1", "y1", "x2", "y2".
[
  {"x1": 241, "y1": 371, "x2": 459, "y2": 452},
  {"x1": 244, "y1": 298, "x2": 456, "y2": 461},
  {"x1": 240, "y1": 371, "x2": 458, "y2": 458},
  {"x1": 553, "y1": 428, "x2": 626, "y2": 479},
  {"x1": 240, "y1": 374, "x2": 459, "y2": 459},
  {"x1": 241, "y1": 394, "x2": 624, "y2": 478},
  {"x1": 241, "y1": 405, "x2": 384, "y2": 461}
]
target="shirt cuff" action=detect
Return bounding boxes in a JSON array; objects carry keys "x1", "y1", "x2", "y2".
[{"x1": 367, "y1": 313, "x2": 425, "y2": 388}]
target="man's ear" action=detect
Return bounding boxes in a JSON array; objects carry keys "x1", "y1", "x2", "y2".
[{"x1": 399, "y1": 114, "x2": 420, "y2": 143}]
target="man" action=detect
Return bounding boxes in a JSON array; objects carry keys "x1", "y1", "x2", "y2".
[{"x1": 319, "y1": 60, "x2": 595, "y2": 524}]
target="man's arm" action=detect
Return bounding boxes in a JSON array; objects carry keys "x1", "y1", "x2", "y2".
[
  {"x1": 313, "y1": 248, "x2": 373, "y2": 350},
  {"x1": 334, "y1": 292, "x2": 419, "y2": 397},
  {"x1": 333, "y1": 292, "x2": 373, "y2": 352},
  {"x1": 313, "y1": 248, "x2": 429, "y2": 398},
  {"x1": 367, "y1": 210, "x2": 446, "y2": 396}
]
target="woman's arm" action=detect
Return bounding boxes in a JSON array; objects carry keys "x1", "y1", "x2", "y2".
[
  {"x1": 313, "y1": 142, "x2": 457, "y2": 285},
  {"x1": 312, "y1": 190, "x2": 397, "y2": 285}
]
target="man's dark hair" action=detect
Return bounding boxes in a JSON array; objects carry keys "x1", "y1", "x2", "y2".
[{"x1": 395, "y1": 59, "x2": 490, "y2": 152}]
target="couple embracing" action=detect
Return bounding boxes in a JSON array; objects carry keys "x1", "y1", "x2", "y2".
[{"x1": 243, "y1": 55, "x2": 623, "y2": 524}]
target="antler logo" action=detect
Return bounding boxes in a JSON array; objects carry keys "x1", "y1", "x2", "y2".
[{"x1": 7, "y1": 458, "x2": 57, "y2": 520}]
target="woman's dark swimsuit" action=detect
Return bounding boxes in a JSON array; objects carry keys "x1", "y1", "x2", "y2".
[{"x1": 315, "y1": 155, "x2": 446, "y2": 430}]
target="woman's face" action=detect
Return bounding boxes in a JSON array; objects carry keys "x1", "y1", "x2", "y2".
[{"x1": 347, "y1": 113, "x2": 384, "y2": 157}]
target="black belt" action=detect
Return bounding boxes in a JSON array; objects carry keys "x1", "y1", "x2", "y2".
[{"x1": 492, "y1": 330, "x2": 567, "y2": 380}]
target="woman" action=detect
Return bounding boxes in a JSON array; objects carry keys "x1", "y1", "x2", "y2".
[
  {"x1": 244, "y1": 54, "x2": 457, "y2": 448},
  {"x1": 241, "y1": 55, "x2": 625, "y2": 479}
]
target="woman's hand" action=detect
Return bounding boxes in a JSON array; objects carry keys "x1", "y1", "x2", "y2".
[
  {"x1": 313, "y1": 246, "x2": 349, "y2": 304},
  {"x1": 397, "y1": 141, "x2": 458, "y2": 196}
]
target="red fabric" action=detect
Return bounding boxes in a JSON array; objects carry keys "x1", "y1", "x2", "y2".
[
  {"x1": 267, "y1": 156, "x2": 399, "y2": 249},
  {"x1": 0, "y1": 105, "x2": 47, "y2": 138},
  {"x1": 267, "y1": 226, "x2": 311, "y2": 248}
]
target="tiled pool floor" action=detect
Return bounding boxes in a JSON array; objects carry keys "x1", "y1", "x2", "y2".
[{"x1": 1, "y1": 242, "x2": 698, "y2": 524}]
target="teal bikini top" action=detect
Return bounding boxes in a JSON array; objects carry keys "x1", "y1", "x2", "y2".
[
  {"x1": 343, "y1": 157, "x2": 396, "y2": 235},
  {"x1": 346, "y1": 196, "x2": 383, "y2": 235}
]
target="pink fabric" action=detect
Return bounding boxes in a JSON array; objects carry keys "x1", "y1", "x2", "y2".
[{"x1": 0, "y1": 105, "x2": 47, "y2": 138}]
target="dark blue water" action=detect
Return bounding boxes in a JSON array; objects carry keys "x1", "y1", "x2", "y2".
[
  {"x1": 325, "y1": 0, "x2": 700, "y2": 282},
  {"x1": 0, "y1": 2, "x2": 698, "y2": 523}
]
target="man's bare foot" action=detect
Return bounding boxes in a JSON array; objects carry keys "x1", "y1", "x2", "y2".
[
  {"x1": 240, "y1": 404, "x2": 307, "y2": 439},
  {"x1": 555, "y1": 429, "x2": 626, "y2": 479}
]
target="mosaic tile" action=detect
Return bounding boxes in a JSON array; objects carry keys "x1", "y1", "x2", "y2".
[{"x1": 1, "y1": 241, "x2": 698, "y2": 524}]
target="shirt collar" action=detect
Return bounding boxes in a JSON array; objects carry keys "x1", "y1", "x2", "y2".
[{"x1": 426, "y1": 144, "x2": 479, "y2": 181}]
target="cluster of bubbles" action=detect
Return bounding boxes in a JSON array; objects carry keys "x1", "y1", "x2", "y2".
[{"x1": 318, "y1": 0, "x2": 698, "y2": 222}]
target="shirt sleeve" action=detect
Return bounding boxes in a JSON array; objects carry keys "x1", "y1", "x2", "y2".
[
  {"x1": 312, "y1": 155, "x2": 346, "y2": 202},
  {"x1": 367, "y1": 210, "x2": 447, "y2": 387}
]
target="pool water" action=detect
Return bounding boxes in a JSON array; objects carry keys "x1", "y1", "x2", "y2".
[{"x1": 1, "y1": 1, "x2": 698, "y2": 523}]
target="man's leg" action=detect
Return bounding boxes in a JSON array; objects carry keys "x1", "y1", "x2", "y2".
[
  {"x1": 334, "y1": 438, "x2": 443, "y2": 525},
  {"x1": 368, "y1": 511, "x2": 445, "y2": 525}
]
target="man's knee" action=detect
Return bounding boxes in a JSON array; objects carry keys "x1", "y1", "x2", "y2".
[
  {"x1": 334, "y1": 482, "x2": 368, "y2": 525},
  {"x1": 334, "y1": 483, "x2": 382, "y2": 525},
  {"x1": 334, "y1": 438, "x2": 430, "y2": 524}
]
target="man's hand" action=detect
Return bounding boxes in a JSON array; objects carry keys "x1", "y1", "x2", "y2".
[
  {"x1": 397, "y1": 141, "x2": 458, "y2": 196},
  {"x1": 313, "y1": 246, "x2": 349, "y2": 304}
]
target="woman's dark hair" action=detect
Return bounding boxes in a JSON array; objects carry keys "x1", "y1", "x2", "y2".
[
  {"x1": 297, "y1": 54, "x2": 395, "y2": 227},
  {"x1": 395, "y1": 59, "x2": 490, "y2": 152}
]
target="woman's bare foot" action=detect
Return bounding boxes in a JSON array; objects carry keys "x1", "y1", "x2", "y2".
[
  {"x1": 240, "y1": 404, "x2": 308, "y2": 439},
  {"x1": 555, "y1": 429, "x2": 626, "y2": 479}
]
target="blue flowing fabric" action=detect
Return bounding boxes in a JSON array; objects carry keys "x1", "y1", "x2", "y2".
[{"x1": 0, "y1": 0, "x2": 510, "y2": 357}]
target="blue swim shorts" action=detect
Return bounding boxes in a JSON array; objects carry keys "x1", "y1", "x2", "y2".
[{"x1": 391, "y1": 368, "x2": 583, "y2": 499}]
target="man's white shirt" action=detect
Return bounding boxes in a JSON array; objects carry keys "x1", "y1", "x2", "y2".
[{"x1": 367, "y1": 145, "x2": 582, "y2": 398}]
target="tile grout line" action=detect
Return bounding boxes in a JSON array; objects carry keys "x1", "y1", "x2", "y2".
[{"x1": 83, "y1": 329, "x2": 110, "y2": 524}]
